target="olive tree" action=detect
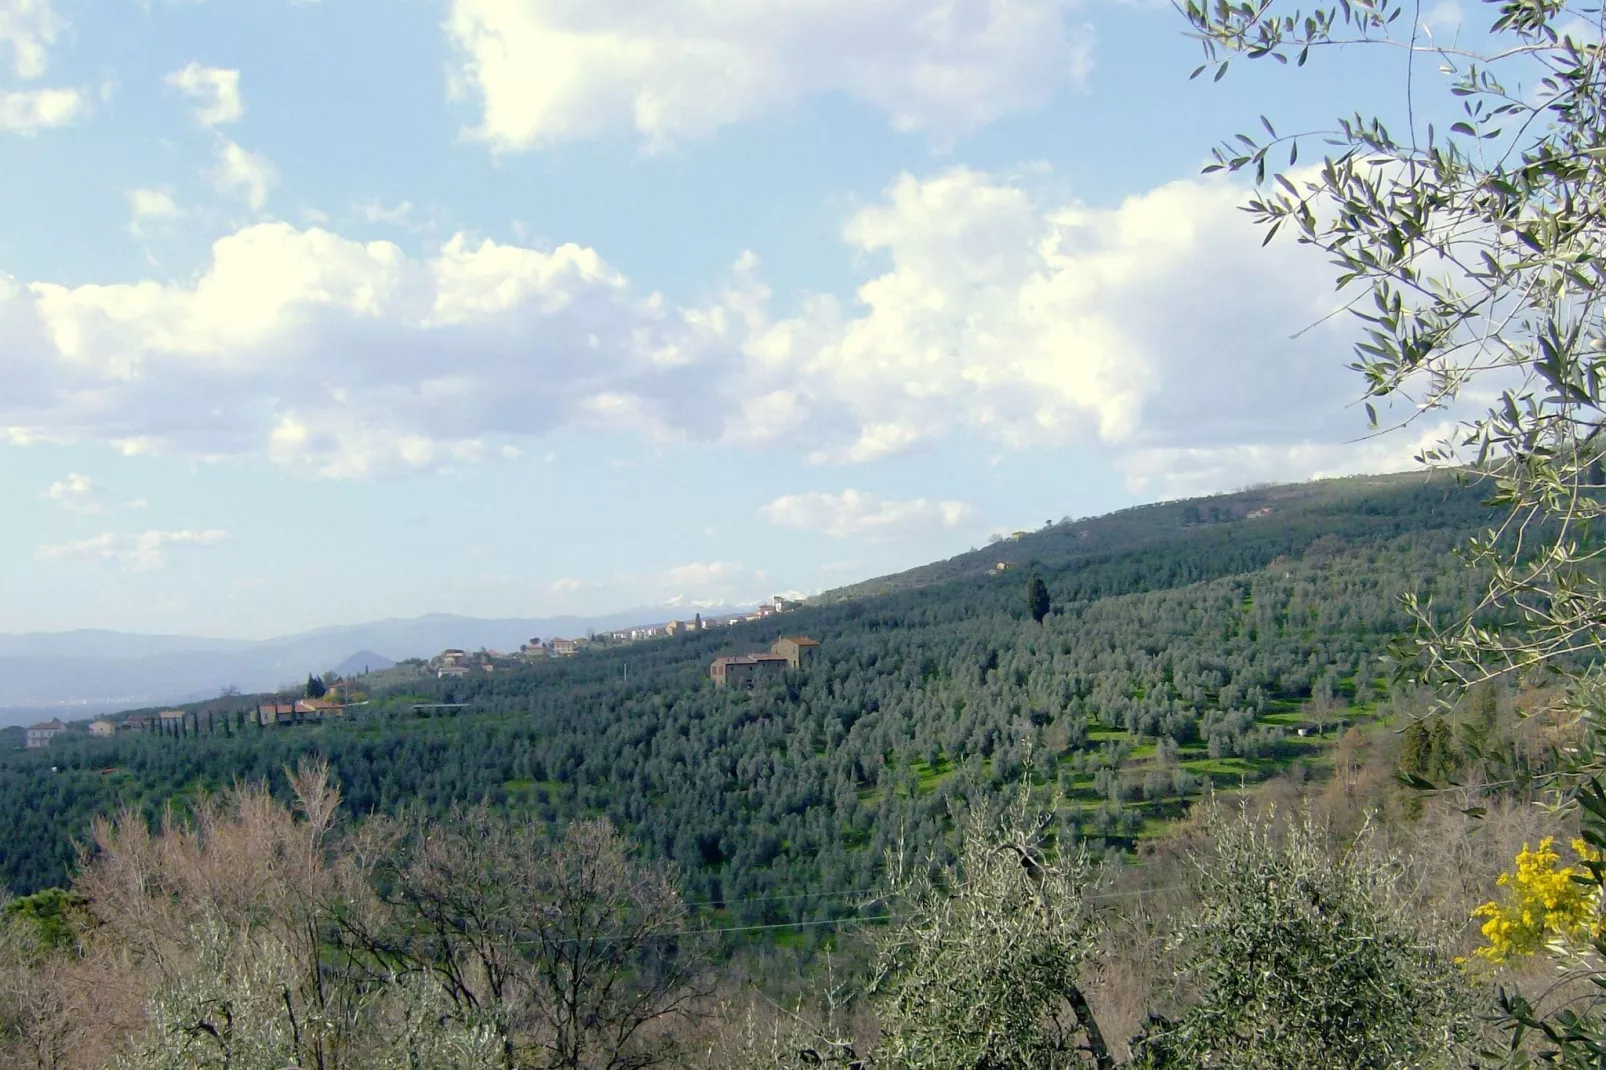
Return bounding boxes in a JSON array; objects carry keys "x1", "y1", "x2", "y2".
[
  {"x1": 1132, "y1": 802, "x2": 1476, "y2": 1068},
  {"x1": 1180, "y1": 0, "x2": 1606, "y2": 1051},
  {"x1": 867, "y1": 790, "x2": 1112, "y2": 1070},
  {"x1": 729, "y1": 785, "x2": 1111, "y2": 1070}
]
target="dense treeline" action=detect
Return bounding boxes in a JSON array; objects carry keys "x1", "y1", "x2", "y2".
[{"x1": 0, "y1": 475, "x2": 1498, "y2": 917}]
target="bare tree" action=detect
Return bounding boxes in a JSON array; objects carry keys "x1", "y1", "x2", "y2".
[
  {"x1": 74, "y1": 759, "x2": 496, "y2": 1070},
  {"x1": 374, "y1": 807, "x2": 706, "y2": 1069},
  {"x1": 0, "y1": 904, "x2": 73, "y2": 1070}
]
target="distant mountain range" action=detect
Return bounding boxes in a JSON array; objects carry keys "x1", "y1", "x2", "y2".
[{"x1": 0, "y1": 608, "x2": 740, "y2": 726}]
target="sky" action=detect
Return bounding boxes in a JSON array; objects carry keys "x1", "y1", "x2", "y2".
[{"x1": 0, "y1": 0, "x2": 1471, "y2": 639}]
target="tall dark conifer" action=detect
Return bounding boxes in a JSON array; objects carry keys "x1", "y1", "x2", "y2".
[{"x1": 1027, "y1": 575, "x2": 1050, "y2": 623}]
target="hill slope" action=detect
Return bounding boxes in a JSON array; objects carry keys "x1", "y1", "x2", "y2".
[{"x1": 0, "y1": 473, "x2": 1496, "y2": 914}]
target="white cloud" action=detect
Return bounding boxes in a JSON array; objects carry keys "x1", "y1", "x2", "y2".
[
  {"x1": 0, "y1": 85, "x2": 81, "y2": 130},
  {"x1": 1119, "y1": 421, "x2": 1461, "y2": 499},
  {"x1": 214, "y1": 141, "x2": 277, "y2": 209},
  {"x1": 0, "y1": 0, "x2": 84, "y2": 134},
  {"x1": 1422, "y1": 1, "x2": 1463, "y2": 33},
  {"x1": 127, "y1": 187, "x2": 181, "y2": 235},
  {"x1": 660, "y1": 560, "x2": 745, "y2": 588},
  {"x1": 43, "y1": 471, "x2": 100, "y2": 513},
  {"x1": 0, "y1": 164, "x2": 1383, "y2": 486},
  {"x1": 763, "y1": 489, "x2": 971, "y2": 539},
  {"x1": 545, "y1": 562, "x2": 775, "y2": 612},
  {"x1": 355, "y1": 198, "x2": 417, "y2": 227},
  {"x1": 0, "y1": 0, "x2": 60, "y2": 79},
  {"x1": 655, "y1": 561, "x2": 769, "y2": 609},
  {"x1": 445, "y1": 0, "x2": 1092, "y2": 151},
  {"x1": 37, "y1": 528, "x2": 230, "y2": 571},
  {"x1": 165, "y1": 62, "x2": 243, "y2": 126},
  {"x1": 726, "y1": 168, "x2": 1351, "y2": 469},
  {"x1": 129, "y1": 188, "x2": 179, "y2": 221},
  {"x1": 5, "y1": 223, "x2": 694, "y2": 476}
]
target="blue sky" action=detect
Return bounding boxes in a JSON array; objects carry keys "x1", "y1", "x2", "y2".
[{"x1": 0, "y1": 0, "x2": 1466, "y2": 638}]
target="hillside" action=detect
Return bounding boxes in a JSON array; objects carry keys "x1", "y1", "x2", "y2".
[
  {"x1": 816, "y1": 472, "x2": 1456, "y2": 600},
  {"x1": 0, "y1": 473, "x2": 1498, "y2": 921}
]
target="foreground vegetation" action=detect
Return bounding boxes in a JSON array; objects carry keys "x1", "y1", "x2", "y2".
[{"x1": 0, "y1": 687, "x2": 1584, "y2": 1068}]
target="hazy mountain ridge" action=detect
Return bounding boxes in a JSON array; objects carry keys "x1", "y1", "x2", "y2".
[{"x1": 0, "y1": 607, "x2": 742, "y2": 726}]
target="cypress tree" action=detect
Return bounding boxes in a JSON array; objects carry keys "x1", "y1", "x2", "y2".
[{"x1": 1027, "y1": 575, "x2": 1051, "y2": 623}]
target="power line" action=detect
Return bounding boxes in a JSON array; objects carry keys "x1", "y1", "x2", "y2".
[
  {"x1": 678, "y1": 884, "x2": 1187, "y2": 938},
  {"x1": 682, "y1": 915, "x2": 901, "y2": 937},
  {"x1": 679, "y1": 857, "x2": 1175, "y2": 911},
  {"x1": 683, "y1": 888, "x2": 877, "y2": 910}
]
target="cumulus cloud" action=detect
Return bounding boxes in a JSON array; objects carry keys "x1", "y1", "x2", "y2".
[
  {"x1": 725, "y1": 167, "x2": 1355, "y2": 479},
  {"x1": 445, "y1": 0, "x2": 1092, "y2": 150},
  {"x1": 0, "y1": 0, "x2": 60, "y2": 80},
  {"x1": 165, "y1": 62, "x2": 243, "y2": 126},
  {"x1": 0, "y1": 0, "x2": 85, "y2": 133},
  {"x1": 763, "y1": 489, "x2": 971, "y2": 539},
  {"x1": 44, "y1": 471, "x2": 99, "y2": 513},
  {"x1": 0, "y1": 164, "x2": 1385, "y2": 488},
  {"x1": 215, "y1": 141, "x2": 277, "y2": 209},
  {"x1": 4, "y1": 223, "x2": 703, "y2": 476},
  {"x1": 0, "y1": 85, "x2": 80, "y2": 129},
  {"x1": 37, "y1": 528, "x2": 229, "y2": 571}
]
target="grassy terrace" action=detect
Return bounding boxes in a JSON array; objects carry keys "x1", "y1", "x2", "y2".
[{"x1": 887, "y1": 699, "x2": 1374, "y2": 850}]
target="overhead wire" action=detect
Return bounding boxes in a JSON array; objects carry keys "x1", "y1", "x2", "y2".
[
  {"x1": 677, "y1": 883, "x2": 1187, "y2": 938},
  {"x1": 678, "y1": 856, "x2": 1171, "y2": 912}
]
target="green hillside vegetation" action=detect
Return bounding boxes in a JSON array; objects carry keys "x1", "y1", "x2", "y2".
[
  {"x1": 814, "y1": 476, "x2": 1419, "y2": 602},
  {"x1": 0, "y1": 473, "x2": 1497, "y2": 921}
]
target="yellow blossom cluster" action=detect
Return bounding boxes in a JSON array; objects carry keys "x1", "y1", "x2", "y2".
[{"x1": 1470, "y1": 837, "x2": 1603, "y2": 965}]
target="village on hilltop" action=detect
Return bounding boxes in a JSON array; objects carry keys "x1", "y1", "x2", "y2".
[
  {"x1": 18, "y1": 595, "x2": 817, "y2": 749},
  {"x1": 425, "y1": 594, "x2": 806, "y2": 678}
]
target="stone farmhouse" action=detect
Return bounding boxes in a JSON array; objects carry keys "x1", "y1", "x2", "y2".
[
  {"x1": 254, "y1": 698, "x2": 344, "y2": 728},
  {"x1": 710, "y1": 636, "x2": 820, "y2": 689},
  {"x1": 25, "y1": 720, "x2": 66, "y2": 749}
]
